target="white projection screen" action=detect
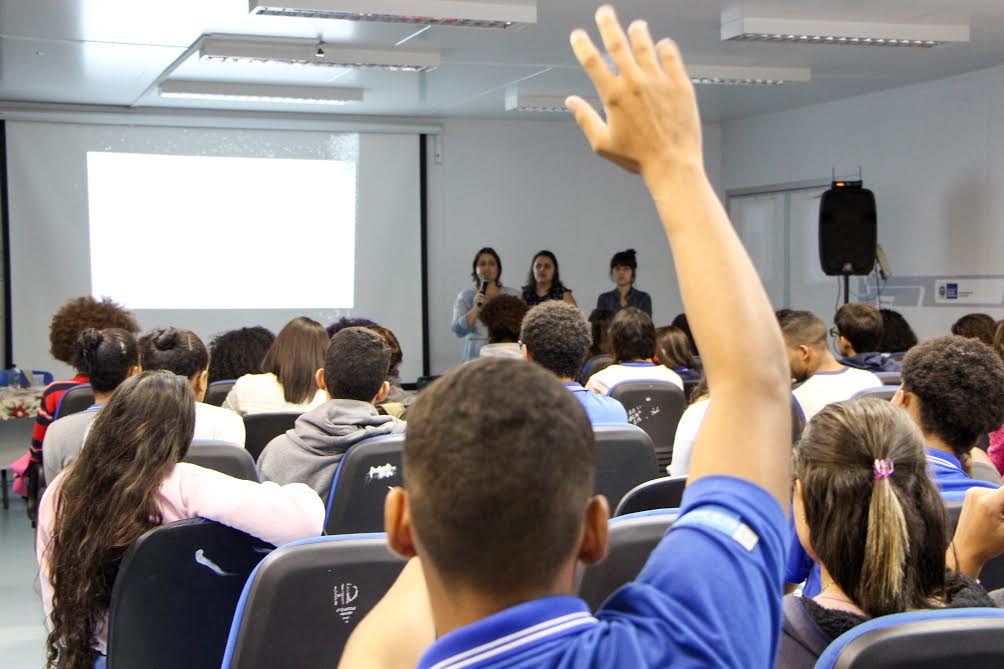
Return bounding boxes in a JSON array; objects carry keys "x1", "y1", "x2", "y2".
[{"x1": 6, "y1": 121, "x2": 424, "y2": 381}]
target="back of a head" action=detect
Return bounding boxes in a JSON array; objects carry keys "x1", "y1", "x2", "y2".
[
  {"x1": 261, "y1": 317, "x2": 329, "y2": 404},
  {"x1": 404, "y1": 358, "x2": 595, "y2": 596},
  {"x1": 834, "y1": 303, "x2": 883, "y2": 353},
  {"x1": 50, "y1": 296, "x2": 140, "y2": 369},
  {"x1": 324, "y1": 327, "x2": 390, "y2": 401},
  {"x1": 366, "y1": 325, "x2": 404, "y2": 379},
  {"x1": 994, "y1": 322, "x2": 1004, "y2": 364},
  {"x1": 879, "y1": 309, "x2": 918, "y2": 353},
  {"x1": 520, "y1": 301, "x2": 591, "y2": 379},
  {"x1": 207, "y1": 326, "x2": 274, "y2": 383},
  {"x1": 655, "y1": 325, "x2": 699, "y2": 370},
  {"x1": 75, "y1": 328, "x2": 139, "y2": 393},
  {"x1": 587, "y1": 308, "x2": 614, "y2": 357},
  {"x1": 779, "y1": 310, "x2": 827, "y2": 349},
  {"x1": 478, "y1": 294, "x2": 528, "y2": 344},
  {"x1": 794, "y1": 399, "x2": 946, "y2": 617},
  {"x1": 607, "y1": 307, "x2": 656, "y2": 362},
  {"x1": 951, "y1": 313, "x2": 996, "y2": 347},
  {"x1": 901, "y1": 335, "x2": 1004, "y2": 460},
  {"x1": 138, "y1": 327, "x2": 209, "y2": 380},
  {"x1": 670, "y1": 313, "x2": 698, "y2": 356},
  {"x1": 326, "y1": 316, "x2": 378, "y2": 339}
]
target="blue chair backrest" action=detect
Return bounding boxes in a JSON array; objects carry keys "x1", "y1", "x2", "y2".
[
  {"x1": 243, "y1": 412, "x2": 300, "y2": 462},
  {"x1": 221, "y1": 534, "x2": 407, "y2": 669},
  {"x1": 578, "y1": 509, "x2": 678, "y2": 611},
  {"x1": 106, "y1": 518, "x2": 274, "y2": 669},
  {"x1": 53, "y1": 383, "x2": 95, "y2": 419},
  {"x1": 814, "y1": 608, "x2": 1004, "y2": 669},
  {"x1": 184, "y1": 440, "x2": 258, "y2": 481},
  {"x1": 608, "y1": 381, "x2": 688, "y2": 471},
  {"x1": 204, "y1": 380, "x2": 236, "y2": 407},
  {"x1": 614, "y1": 475, "x2": 687, "y2": 516},
  {"x1": 325, "y1": 433, "x2": 405, "y2": 535},
  {"x1": 851, "y1": 386, "x2": 898, "y2": 401},
  {"x1": 593, "y1": 424, "x2": 660, "y2": 511}
]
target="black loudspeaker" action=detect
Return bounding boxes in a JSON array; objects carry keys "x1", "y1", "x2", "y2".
[{"x1": 819, "y1": 183, "x2": 877, "y2": 276}]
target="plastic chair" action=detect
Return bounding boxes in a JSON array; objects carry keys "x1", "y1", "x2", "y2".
[
  {"x1": 814, "y1": 608, "x2": 1004, "y2": 669},
  {"x1": 244, "y1": 412, "x2": 300, "y2": 462},
  {"x1": 221, "y1": 534, "x2": 407, "y2": 669},
  {"x1": 0, "y1": 369, "x2": 52, "y2": 387},
  {"x1": 577, "y1": 509, "x2": 678, "y2": 611},
  {"x1": 614, "y1": 476, "x2": 687, "y2": 517},
  {"x1": 325, "y1": 433, "x2": 405, "y2": 535},
  {"x1": 885, "y1": 351, "x2": 907, "y2": 363},
  {"x1": 608, "y1": 381, "x2": 687, "y2": 471},
  {"x1": 183, "y1": 441, "x2": 258, "y2": 481},
  {"x1": 874, "y1": 371, "x2": 901, "y2": 386},
  {"x1": 53, "y1": 384, "x2": 96, "y2": 419},
  {"x1": 204, "y1": 380, "x2": 236, "y2": 407},
  {"x1": 578, "y1": 354, "x2": 614, "y2": 385},
  {"x1": 850, "y1": 386, "x2": 898, "y2": 402},
  {"x1": 594, "y1": 424, "x2": 660, "y2": 512},
  {"x1": 106, "y1": 519, "x2": 274, "y2": 669}
]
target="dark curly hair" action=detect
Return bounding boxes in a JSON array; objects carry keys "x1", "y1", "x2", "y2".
[
  {"x1": 207, "y1": 327, "x2": 275, "y2": 383},
  {"x1": 326, "y1": 317, "x2": 378, "y2": 339},
  {"x1": 50, "y1": 297, "x2": 140, "y2": 370},
  {"x1": 879, "y1": 309, "x2": 918, "y2": 353},
  {"x1": 520, "y1": 301, "x2": 591, "y2": 379},
  {"x1": 901, "y1": 335, "x2": 1004, "y2": 463},
  {"x1": 479, "y1": 295, "x2": 528, "y2": 344}
]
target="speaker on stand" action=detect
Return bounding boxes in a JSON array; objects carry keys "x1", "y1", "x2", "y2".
[{"x1": 819, "y1": 180, "x2": 877, "y2": 305}]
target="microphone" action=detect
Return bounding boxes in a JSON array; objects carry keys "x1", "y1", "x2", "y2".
[{"x1": 480, "y1": 278, "x2": 489, "y2": 294}]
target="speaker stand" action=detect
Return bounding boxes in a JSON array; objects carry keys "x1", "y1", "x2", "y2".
[{"x1": 842, "y1": 274, "x2": 851, "y2": 306}]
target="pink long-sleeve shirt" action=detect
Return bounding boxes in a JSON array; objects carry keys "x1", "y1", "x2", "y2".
[
  {"x1": 989, "y1": 425, "x2": 1004, "y2": 476},
  {"x1": 36, "y1": 462, "x2": 325, "y2": 654}
]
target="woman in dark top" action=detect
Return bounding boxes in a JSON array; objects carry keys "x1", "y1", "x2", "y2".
[
  {"x1": 595, "y1": 249, "x2": 652, "y2": 316},
  {"x1": 521, "y1": 250, "x2": 576, "y2": 307}
]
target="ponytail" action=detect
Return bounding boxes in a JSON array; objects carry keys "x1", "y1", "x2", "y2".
[{"x1": 858, "y1": 460, "x2": 910, "y2": 616}]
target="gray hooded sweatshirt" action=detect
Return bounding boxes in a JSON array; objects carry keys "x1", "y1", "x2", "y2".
[{"x1": 257, "y1": 399, "x2": 406, "y2": 498}]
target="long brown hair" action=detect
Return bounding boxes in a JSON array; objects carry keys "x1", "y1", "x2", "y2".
[
  {"x1": 45, "y1": 371, "x2": 196, "y2": 669},
  {"x1": 654, "y1": 325, "x2": 699, "y2": 370},
  {"x1": 794, "y1": 398, "x2": 948, "y2": 618},
  {"x1": 261, "y1": 317, "x2": 328, "y2": 404}
]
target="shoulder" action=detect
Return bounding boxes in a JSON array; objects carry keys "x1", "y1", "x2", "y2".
[{"x1": 500, "y1": 285, "x2": 521, "y2": 297}]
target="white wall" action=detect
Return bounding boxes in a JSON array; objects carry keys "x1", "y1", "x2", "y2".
[
  {"x1": 426, "y1": 119, "x2": 723, "y2": 374},
  {"x1": 722, "y1": 63, "x2": 1004, "y2": 340}
]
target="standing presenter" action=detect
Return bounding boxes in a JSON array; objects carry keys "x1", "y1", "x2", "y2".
[{"x1": 451, "y1": 247, "x2": 520, "y2": 362}]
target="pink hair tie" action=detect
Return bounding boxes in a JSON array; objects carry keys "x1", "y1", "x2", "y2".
[{"x1": 874, "y1": 459, "x2": 895, "y2": 480}]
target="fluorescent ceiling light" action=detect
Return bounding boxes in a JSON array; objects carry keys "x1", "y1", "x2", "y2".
[
  {"x1": 721, "y1": 10, "x2": 970, "y2": 47},
  {"x1": 248, "y1": 0, "x2": 536, "y2": 28},
  {"x1": 688, "y1": 64, "x2": 810, "y2": 86},
  {"x1": 504, "y1": 87, "x2": 577, "y2": 113},
  {"x1": 200, "y1": 35, "x2": 439, "y2": 71},
  {"x1": 159, "y1": 80, "x2": 364, "y2": 105}
]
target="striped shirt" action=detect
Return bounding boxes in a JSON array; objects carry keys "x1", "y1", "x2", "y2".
[{"x1": 29, "y1": 374, "x2": 89, "y2": 464}]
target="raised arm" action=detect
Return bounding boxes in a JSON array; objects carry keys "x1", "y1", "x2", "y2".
[{"x1": 567, "y1": 6, "x2": 790, "y2": 507}]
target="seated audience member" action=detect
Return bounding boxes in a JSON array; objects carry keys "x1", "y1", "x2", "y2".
[
  {"x1": 223, "y1": 317, "x2": 328, "y2": 415},
  {"x1": 28, "y1": 296, "x2": 139, "y2": 467},
  {"x1": 258, "y1": 327, "x2": 406, "y2": 498},
  {"x1": 139, "y1": 328, "x2": 245, "y2": 446},
  {"x1": 780, "y1": 310, "x2": 881, "y2": 421},
  {"x1": 988, "y1": 322, "x2": 1004, "y2": 475},
  {"x1": 327, "y1": 316, "x2": 378, "y2": 339},
  {"x1": 587, "y1": 308, "x2": 614, "y2": 359},
  {"x1": 477, "y1": 294, "x2": 528, "y2": 360},
  {"x1": 951, "y1": 312, "x2": 996, "y2": 347},
  {"x1": 206, "y1": 326, "x2": 274, "y2": 383},
  {"x1": 586, "y1": 307, "x2": 683, "y2": 394},
  {"x1": 42, "y1": 329, "x2": 140, "y2": 485},
  {"x1": 670, "y1": 312, "x2": 698, "y2": 357},
  {"x1": 654, "y1": 325, "x2": 701, "y2": 381},
  {"x1": 878, "y1": 308, "x2": 917, "y2": 353},
  {"x1": 668, "y1": 377, "x2": 709, "y2": 476},
  {"x1": 366, "y1": 325, "x2": 415, "y2": 413},
  {"x1": 777, "y1": 399, "x2": 997, "y2": 668},
  {"x1": 833, "y1": 303, "x2": 901, "y2": 372},
  {"x1": 37, "y1": 371, "x2": 324, "y2": 669},
  {"x1": 339, "y1": 10, "x2": 793, "y2": 667},
  {"x1": 520, "y1": 300, "x2": 628, "y2": 425}
]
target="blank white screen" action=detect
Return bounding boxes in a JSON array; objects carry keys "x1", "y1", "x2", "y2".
[{"x1": 87, "y1": 152, "x2": 356, "y2": 309}]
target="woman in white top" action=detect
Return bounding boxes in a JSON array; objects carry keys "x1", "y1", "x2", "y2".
[
  {"x1": 586, "y1": 307, "x2": 683, "y2": 395},
  {"x1": 139, "y1": 327, "x2": 246, "y2": 447},
  {"x1": 223, "y1": 317, "x2": 328, "y2": 416}
]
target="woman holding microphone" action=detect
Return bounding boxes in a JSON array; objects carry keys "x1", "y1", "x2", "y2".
[{"x1": 451, "y1": 247, "x2": 520, "y2": 362}]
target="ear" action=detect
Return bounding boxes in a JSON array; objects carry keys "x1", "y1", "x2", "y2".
[
  {"x1": 385, "y1": 487, "x2": 418, "y2": 559},
  {"x1": 315, "y1": 368, "x2": 327, "y2": 392},
  {"x1": 372, "y1": 380, "x2": 390, "y2": 404},
  {"x1": 577, "y1": 495, "x2": 610, "y2": 566},
  {"x1": 798, "y1": 344, "x2": 812, "y2": 362},
  {"x1": 892, "y1": 387, "x2": 910, "y2": 408},
  {"x1": 192, "y1": 369, "x2": 208, "y2": 400},
  {"x1": 522, "y1": 346, "x2": 532, "y2": 362},
  {"x1": 837, "y1": 335, "x2": 852, "y2": 353}
]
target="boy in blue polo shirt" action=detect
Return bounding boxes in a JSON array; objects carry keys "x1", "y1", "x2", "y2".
[{"x1": 338, "y1": 7, "x2": 793, "y2": 668}]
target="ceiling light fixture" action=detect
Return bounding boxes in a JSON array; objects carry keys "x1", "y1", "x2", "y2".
[
  {"x1": 200, "y1": 35, "x2": 440, "y2": 72},
  {"x1": 504, "y1": 88, "x2": 576, "y2": 113},
  {"x1": 159, "y1": 80, "x2": 364, "y2": 105},
  {"x1": 688, "y1": 64, "x2": 810, "y2": 86},
  {"x1": 721, "y1": 10, "x2": 970, "y2": 47},
  {"x1": 248, "y1": 0, "x2": 536, "y2": 29}
]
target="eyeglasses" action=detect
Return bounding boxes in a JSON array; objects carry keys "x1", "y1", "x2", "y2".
[{"x1": 829, "y1": 326, "x2": 840, "y2": 339}]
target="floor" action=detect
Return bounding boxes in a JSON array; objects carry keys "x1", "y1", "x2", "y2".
[{"x1": 0, "y1": 494, "x2": 47, "y2": 668}]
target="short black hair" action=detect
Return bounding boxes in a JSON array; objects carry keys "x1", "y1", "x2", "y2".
[
  {"x1": 607, "y1": 307, "x2": 656, "y2": 362},
  {"x1": 76, "y1": 328, "x2": 139, "y2": 393},
  {"x1": 779, "y1": 310, "x2": 826, "y2": 349},
  {"x1": 404, "y1": 358, "x2": 595, "y2": 595},
  {"x1": 951, "y1": 313, "x2": 995, "y2": 347},
  {"x1": 609, "y1": 248, "x2": 637, "y2": 271},
  {"x1": 478, "y1": 295, "x2": 528, "y2": 344},
  {"x1": 139, "y1": 327, "x2": 209, "y2": 380},
  {"x1": 521, "y1": 301, "x2": 591, "y2": 379},
  {"x1": 902, "y1": 335, "x2": 1004, "y2": 457},
  {"x1": 834, "y1": 303, "x2": 883, "y2": 353},
  {"x1": 207, "y1": 326, "x2": 274, "y2": 383},
  {"x1": 324, "y1": 327, "x2": 390, "y2": 401},
  {"x1": 879, "y1": 309, "x2": 918, "y2": 353}
]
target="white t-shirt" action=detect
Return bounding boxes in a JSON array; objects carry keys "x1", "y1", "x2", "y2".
[
  {"x1": 222, "y1": 373, "x2": 327, "y2": 416},
  {"x1": 793, "y1": 367, "x2": 883, "y2": 421},
  {"x1": 478, "y1": 343, "x2": 523, "y2": 360},
  {"x1": 194, "y1": 402, "x2": 247, "y2": 447},
  {"x1": 668, "y1": 398, "x2": 710, "y2": 477},
  {"x1": 586, "y1": 362, "x2": 684, "y2": 396}
]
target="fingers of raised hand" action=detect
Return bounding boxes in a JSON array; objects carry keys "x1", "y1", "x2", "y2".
[
  {"x1": 570, "y1": 28, "x2": 615, "y2": 96},
  {"x1": 595, "y1": 6, "x2": 641, "y2": 81},
  {"x1": 656, "y1": 38, "x2": 687, "y2": 85},
  {"x1": 628, "y1": 20, "x2": 660, "y2": 75},
  {"x1": 565, "y1": 96, "x2": 608, "y2": 150}
]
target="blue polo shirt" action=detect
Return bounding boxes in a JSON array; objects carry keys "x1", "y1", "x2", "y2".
[
  {"x1": 417, "y1": 475, "x2": 787, "y2": 669},
  {"x1": 564, "y1": 382, "x2": 629, "y2": 425},
  {"x1": 785, "y1": 445, "x2": 999, "y2": 596}
]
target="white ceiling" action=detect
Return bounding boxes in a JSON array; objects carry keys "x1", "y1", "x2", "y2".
[{"x1": 3, "y1": 0, "x2": 1004, "y2": 123}]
